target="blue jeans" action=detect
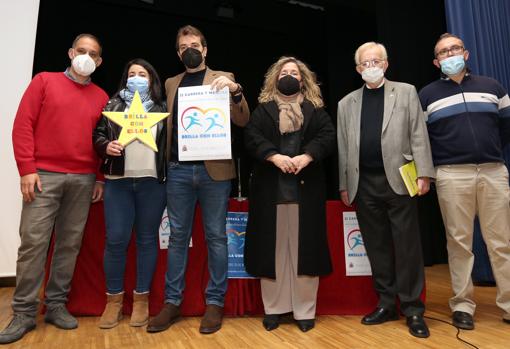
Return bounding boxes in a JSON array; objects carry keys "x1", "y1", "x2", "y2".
[
  {"x1": 165, "y1": 162, "x2": 231, "y2": 307},
  {"x1": 103, "y1": 177, "x2": 166, "y2": 294}
]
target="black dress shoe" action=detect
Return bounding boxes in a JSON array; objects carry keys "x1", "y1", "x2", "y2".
[
  {"x1": 452, "y1": 311, "x2": 474, "y2": 330},
  {"x1": 406, "y1": 315, "x2": 430, "y2": 338},
  {"x1": 296, "y1": 319, "x2": 315, "y2": 332},
  {"x1": 361, "y1": 308, "x2": 399, "y2": 325},
  {"x1": 262, "y1": 314, "x2": 280, "y2": 331}
]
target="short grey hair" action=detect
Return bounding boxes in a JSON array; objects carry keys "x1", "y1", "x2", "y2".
[
  {"x1": 354, "y1": 42, "x2": 388, "y2": 65},
  {"x1": 434, "y1": 32, "x2": 464, "y2": 56}
]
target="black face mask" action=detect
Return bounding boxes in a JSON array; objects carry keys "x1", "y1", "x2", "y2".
[
  {"x1": 277, "y1": 75, "x2": 301, "y2": 96},
  {"x1": 181, "y1": 47, "x2": 204, "y2": 69}
]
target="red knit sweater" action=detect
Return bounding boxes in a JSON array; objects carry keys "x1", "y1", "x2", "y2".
[{"x1": 12, "y1": 72, "x2": 108, "y2": 177}]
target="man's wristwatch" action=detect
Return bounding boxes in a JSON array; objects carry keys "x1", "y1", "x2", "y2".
[{"x1": 231, "y1": 83, "x2": 243, "y2": 96}]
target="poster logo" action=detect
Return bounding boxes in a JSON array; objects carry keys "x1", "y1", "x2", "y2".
[
  {"x1": 346, "y1": 229, "x2": 364, "y2": 251},
  {"x1": 180, "y1": 106, "x2": 227, "y2": 133}
]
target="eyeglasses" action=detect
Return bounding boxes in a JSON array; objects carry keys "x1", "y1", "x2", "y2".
[
  {"x1": 436, "y1": 45, "x2": 464, "y2": 58},
  {"x1": 358, "y1": 59, "x2": 385, "y2": 69}
]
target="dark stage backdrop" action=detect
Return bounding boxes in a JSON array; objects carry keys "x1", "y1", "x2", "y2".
[{"x1": 33, "y1": 0, "x2": 448, "y2": 264}]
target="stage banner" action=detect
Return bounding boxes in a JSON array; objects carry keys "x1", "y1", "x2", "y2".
[
  {"x1": 226, "y1": 212, "x2": 254, "y2": 279},
  {"x1": 159, "y1": 207, "x2": 192, "y2": 249},
  {"x1": 343, "y1": 211, "x2": 372, "y2": 276},
  {"x1": 177, "y1": 85, "x2": 231, "y2": 161}
]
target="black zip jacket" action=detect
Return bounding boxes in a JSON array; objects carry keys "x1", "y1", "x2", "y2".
[{"x1": 93, "y1": 97, "x2": 168, "y2": 182}]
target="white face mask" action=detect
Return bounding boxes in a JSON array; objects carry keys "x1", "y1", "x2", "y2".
[
  {"x1": 361, "y1": 67, "x2": 384, "y2": 84},
  {"x1": 72, "y1": 53, "x2": 96, "y2": 76}
]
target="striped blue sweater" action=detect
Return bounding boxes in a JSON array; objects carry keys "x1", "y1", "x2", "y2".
[{"x1": 419, "y1": 74, "x2": 510, "y2": 166}]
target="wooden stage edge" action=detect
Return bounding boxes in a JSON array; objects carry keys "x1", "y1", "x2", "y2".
[{"x1": 0, "y1": 264, "x2": 509, "y2": 349}]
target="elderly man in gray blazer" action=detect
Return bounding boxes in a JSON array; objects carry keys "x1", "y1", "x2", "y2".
[{"x1": 337, "y1": 42, "x2": 434, "y2": 339}]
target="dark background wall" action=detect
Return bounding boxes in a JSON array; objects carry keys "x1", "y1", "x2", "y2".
[
  {"x1": 33, "y1": 0, "x2": 446, "y2": 199},
  {"x1": 33, "y1": 0, "x2": 449, "y2": 264}
]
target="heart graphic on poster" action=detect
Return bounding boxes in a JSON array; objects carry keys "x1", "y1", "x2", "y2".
[{"x1": 180, "y1": 106, "x2": 228, "y2": 133}]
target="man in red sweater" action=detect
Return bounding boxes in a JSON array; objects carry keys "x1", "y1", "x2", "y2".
[{"x1": 0, "y1": 33, "x2": 108, "y2": 344}]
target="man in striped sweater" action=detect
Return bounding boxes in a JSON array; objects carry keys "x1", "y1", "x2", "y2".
[{"x1": 419, "y1": 33, "x2": 510, "y2": 331}]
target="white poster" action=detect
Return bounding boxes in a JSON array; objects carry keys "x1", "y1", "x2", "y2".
[
  {"x1": 177, "y1": 85, "x2": 231, "y2": 161},
  {"x1": 343, "y1": 211, "x2": 372, "y2": 276},
  {"x1": 158, "y1": 207, "x2": 192, "y2": 249}
]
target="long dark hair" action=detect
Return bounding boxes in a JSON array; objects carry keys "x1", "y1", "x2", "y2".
[{"x1": 114, "y1": 58, "x2": 164, "y2": 105}]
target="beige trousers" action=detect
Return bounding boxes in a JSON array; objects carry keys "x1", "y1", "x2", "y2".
[
  {"x1": 435, "y1": 163, "x2": 510, "y2": 320},
  {"x1": 260, "y1": 204, "x2": 319, "y2": 320}
]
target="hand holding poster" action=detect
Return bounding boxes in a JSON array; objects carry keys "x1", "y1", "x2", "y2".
[{"x1": 177, "y1": 85, "x2": 231, "y2": 161}]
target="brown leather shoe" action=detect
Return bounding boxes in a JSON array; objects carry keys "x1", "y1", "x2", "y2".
[
  {"x1": 146, "y1": 304, "x2": 180, "y2": 333},
  {"x1": 199, "y1": 304, "x2": 223, "y2": 334}
]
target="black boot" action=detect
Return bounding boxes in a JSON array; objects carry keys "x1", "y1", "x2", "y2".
[
  {"x1": 262, "y1": 314, "x2": 280, "y2": 331},
  {"x1": 296, "y1": 319, "x2": 315, "y2": 332}
]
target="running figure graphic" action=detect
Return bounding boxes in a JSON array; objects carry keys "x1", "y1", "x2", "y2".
[
  {"x1": 350, "y1": 232, "x2": 364, "y2": 250},
  {"x1": 184, "y1": 112, "x2": 201, "y2": 130},
  {"x1": 205, "y1": 113, "x2": 224, "y2": 132}
]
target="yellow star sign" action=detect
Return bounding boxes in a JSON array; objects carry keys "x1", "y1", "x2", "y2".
[{"x1": 102, "y1": 90, "x2": 169, "y2": 152}]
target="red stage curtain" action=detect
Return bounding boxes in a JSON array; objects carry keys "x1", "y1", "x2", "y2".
[{"x1": 45, "y1": 200, "x2": 424, "y2": 316}]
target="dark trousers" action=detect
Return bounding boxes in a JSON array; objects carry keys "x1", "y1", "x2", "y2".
[{"x1": 355, "y1": 170, "x2": 425, "y2": 316}]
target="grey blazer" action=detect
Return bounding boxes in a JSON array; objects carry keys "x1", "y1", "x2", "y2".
[{"x1": 337, "y1": 80, "x2": 434, "y2": 203}]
